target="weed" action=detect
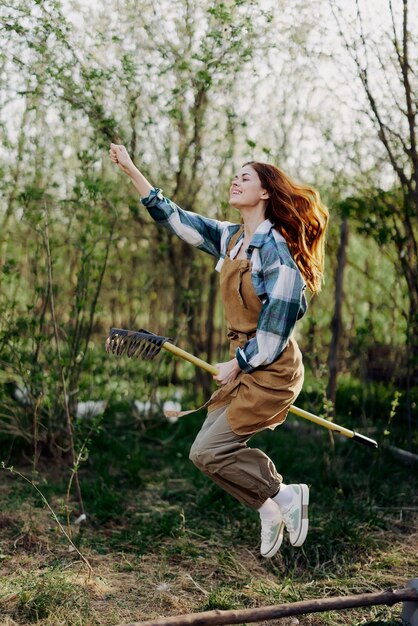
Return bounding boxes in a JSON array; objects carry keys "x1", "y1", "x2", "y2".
[
  {"x1": 0, "y1": 463, "x2": 92, "y2": 575},
  {"x1": 13, "y1": 570, "x2": 91, "y2": 623},
  {"x1": 201, "y1": 584, "x2": 254, "y2": 611}
]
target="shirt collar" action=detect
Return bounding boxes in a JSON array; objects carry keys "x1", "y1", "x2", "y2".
[
  {"x1": 229, "y1": 219, "x2": 285, "y2": 259},
  {"x1": 249, "y1": 219, "x2": 286, "y2": 248}
]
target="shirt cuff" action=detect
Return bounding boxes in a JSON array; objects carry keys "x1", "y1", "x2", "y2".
[
  {"x1": 235, "y1": 347, "x2": 254, "y2": 373},
  {"x1": 140, "y1": 187, "x2": 164, "y2": 207}
]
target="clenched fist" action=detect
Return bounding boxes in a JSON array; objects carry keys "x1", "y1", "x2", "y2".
[
  {"x1": 109, "y1": 143, "x2": 135, "y2": 174},
  {"x1": 213, "y1": 358, "x2": 241, "y2": 386}
]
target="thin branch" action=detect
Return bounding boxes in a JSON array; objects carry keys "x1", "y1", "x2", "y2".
[
  {"x1": 379, "y1": 120, "x2": 410, "y2": 156},
  {"x1": 389, "y1": 0, "x2": 404, "y2": 70},
  {"x1": 355, "y1": 0, "x2": 370, "y2": 72},
  {"x1": 85, "y1": 215, "x2": 117, "y2": 355},
  {"x1": 329, "y1": 0, "x2": 413, "y2": 194},
  {"x1": 1, "y1": 463, "x2": 92, "y2": 577},
  {"x1": 369, "y1": 36, "x2": 409, "y2": 119},
  {"x1": 390, "y1": 210, "x2": 418, "y2": 297},
  {"x1": 399, "y1": 0, "x2": 418, "y2": 201},
  {"x1": 43, "y1": 210, "x2": 86, "y2": 520},
  {"x1": 345, "y1": 258, "x2": 407, "y2": 319},
  {"x1": 361, "y1": 72, "x2": 412, "y2": 192}
]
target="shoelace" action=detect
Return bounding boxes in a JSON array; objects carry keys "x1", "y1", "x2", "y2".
[
  {"x1": 261, "y1": 518, "x2": 281, "y2": 540},
  {"x1": 281, "y1": 506, "x2": 299, "y2": 533}
]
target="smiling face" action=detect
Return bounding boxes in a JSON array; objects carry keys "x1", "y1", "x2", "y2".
[{"x1": 229, "y1": 164, "x2": 269, "y2": 209}]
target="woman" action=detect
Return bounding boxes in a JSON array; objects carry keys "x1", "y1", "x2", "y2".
[{"x1": 109, "y1": 143, "x2": 328, "y2": 558}]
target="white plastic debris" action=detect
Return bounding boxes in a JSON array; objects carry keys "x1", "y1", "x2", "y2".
[
  {"x1": 11, "y1": 384, "x2": 31, "y2": 407},
  {"x1": 173, "y1": 388, "x2": 184, "y2": 401},
  {"x1": 133, "y1": 400, "x2": 153, "y2": 416},
  {"x1": 75, "y1": 400, "x2": 107, "y2": 419}
]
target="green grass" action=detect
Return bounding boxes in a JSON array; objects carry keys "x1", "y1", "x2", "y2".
[
  {"x1": 13, "y1": 570, "x2": 91, "y2": 623},
  {"x1": 0, "y1": 384, "x2": 416, "y2": 625}
]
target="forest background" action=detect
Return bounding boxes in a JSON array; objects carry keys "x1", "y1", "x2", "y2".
[{"x1": 0, "y1": 1, "x2": 417, "y2": 625}]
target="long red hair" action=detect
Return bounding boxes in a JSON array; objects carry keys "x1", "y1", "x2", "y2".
[{"x1": 246, "y1": 162, "x2": 329, "y2": 293}]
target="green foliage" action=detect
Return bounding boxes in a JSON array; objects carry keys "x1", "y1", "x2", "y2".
[
  {"x1": 0, "y1": 172, "x2": 117, "y2": 451},
  {"x1": 339, "y1": 189, "x2": 404, "y2": 246},
  {"x1": 0, "y1": 0, "x2": 416, "y2": 541}
]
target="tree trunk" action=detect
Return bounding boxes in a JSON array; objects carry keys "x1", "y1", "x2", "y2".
[
  {"x1": 327, "y1": 216, "x2": 349, "y2": 414},
  {"x1": 405, "y1": 297, "x2": 418, "y2": 448}
]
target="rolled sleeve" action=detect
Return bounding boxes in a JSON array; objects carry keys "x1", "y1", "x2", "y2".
[
  {"x1": 140, "y1": 187, "x2": 233, "y2": 258},
  {"x1": 141, "y1": 186, "x2": 165, "y2": 207}
]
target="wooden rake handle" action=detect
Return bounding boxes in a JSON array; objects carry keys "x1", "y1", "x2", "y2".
[
  {"x1": 163, "y1": 341, "x2": 219, "y2": 376},
  {"x1": 161, "y1": 342, "x2": 378, "y2": 449}
]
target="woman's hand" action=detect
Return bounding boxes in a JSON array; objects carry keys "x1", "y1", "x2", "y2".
[
  {"x1": 109, "y1": 143, "x2": 153, "y2": 197},
  {"x1": 109, "y1": 143, "x2": 136, "y2": 175},
  {"x1": 213, "y1": 358, "x2": 241, "y2": 386}
]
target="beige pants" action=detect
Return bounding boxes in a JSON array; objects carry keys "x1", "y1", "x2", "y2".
[{"x1": 189, "y1": 406, "x2": 282, "y2": 509}]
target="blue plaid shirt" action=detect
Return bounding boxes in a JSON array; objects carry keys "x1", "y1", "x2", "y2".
[{"x1": 141, "y1": 187, "x2": 307, "y2": 372}]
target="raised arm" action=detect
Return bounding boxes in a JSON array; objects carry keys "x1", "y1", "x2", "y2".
[
  {"x1": 109, "y1": 143, "x2": 238, "y2": 260},
  {"x1": 109, "y1": 143, "x2": 153, "y2": 197}
]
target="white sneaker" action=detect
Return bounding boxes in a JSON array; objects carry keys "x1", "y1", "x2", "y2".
[
  {"x1": 280, "y1": 484, "x2": 309, "y2": 547},
  {"x1": 260, "y1": 514, "x2": 285, "y2": 558}
]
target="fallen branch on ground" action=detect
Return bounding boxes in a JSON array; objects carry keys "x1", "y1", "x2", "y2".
[{"x1": 116, "y1": 587, "x2": 418, "y2": 626}]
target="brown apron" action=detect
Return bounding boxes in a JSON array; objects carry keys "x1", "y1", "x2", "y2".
[{"x1": 207, "y1": 227, "x2": 304, "y2": 436}]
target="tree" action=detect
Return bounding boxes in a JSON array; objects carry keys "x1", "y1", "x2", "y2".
[
  {"x1": 327, "y1": 214, "x2": 349, "y2": 413},
  {"x1": 330, "y1": 0, "x2": 418, "y2": 386}
]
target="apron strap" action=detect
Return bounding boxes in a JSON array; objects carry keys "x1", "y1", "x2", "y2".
[{"x1": 227, "y1": 225, "x2": 244, "y2": 255}]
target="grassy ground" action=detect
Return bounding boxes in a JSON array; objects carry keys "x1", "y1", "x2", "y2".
[{"x1": 0, "y1": 405, "x2": 417, "y2": 626}]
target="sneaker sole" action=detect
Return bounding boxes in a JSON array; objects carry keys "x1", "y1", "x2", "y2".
[
  {"x1": 261, "y1": 521, "x2": 285, "y2": 558},
  {"x1": 291, "y1": 484, "x2": 309, "y2": 548}
]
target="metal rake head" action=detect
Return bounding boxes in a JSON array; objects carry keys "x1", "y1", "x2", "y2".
[{"x1": 106, "y1": 328, "x2": 169, "y2": 360}]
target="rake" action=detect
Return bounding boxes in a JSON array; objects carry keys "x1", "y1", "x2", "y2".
[{"x1": 106, "y1": 327, "x2": 378, "y2": 449}]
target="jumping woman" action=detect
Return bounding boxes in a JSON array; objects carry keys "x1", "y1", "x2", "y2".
[{"x1": 109, "y1": 143, "x2": 328, "y2": 558}]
